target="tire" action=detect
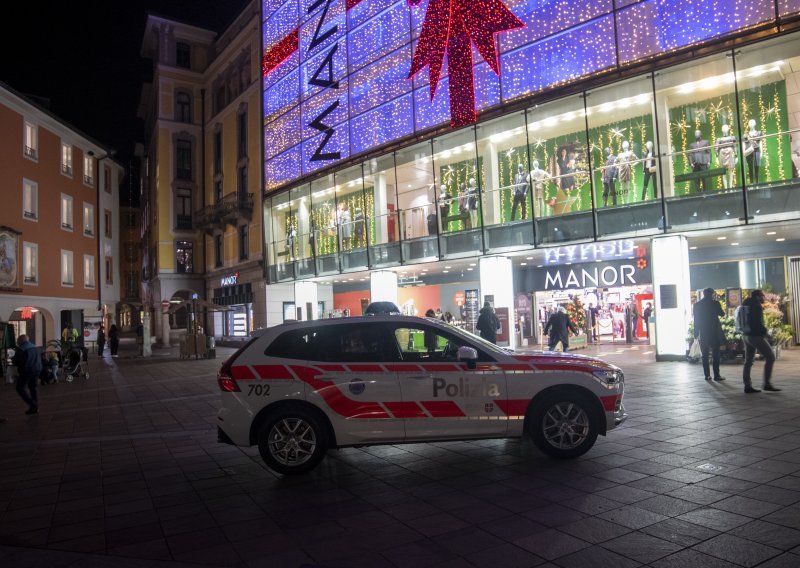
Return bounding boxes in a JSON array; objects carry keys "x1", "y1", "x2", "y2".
[
  {"x1": 529, "y1": 391, "x2": 599, "y2": 459},
  {"x1": 257, "y1": 407, "x2": 328, "y2": 475},
  {"x1": 66, "y1": 374, "x2": 74, "y2": 383}
]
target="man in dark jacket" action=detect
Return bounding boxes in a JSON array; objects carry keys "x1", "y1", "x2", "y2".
[
  {"x1": 544, "y1": 306, "x2": 577, "y2": 352},
  {"x1": 476, "y1": 301, "x2": 500, "y2": 344},
  {"x1": 12, "y1": 334, "x2": 42, "y2": 414},
  {"x1": 741, "y1": 289, "x2": 779, "y2": 393},
  {"x1": 693, "y1": 288, "x2": 726, "y2": 381}
]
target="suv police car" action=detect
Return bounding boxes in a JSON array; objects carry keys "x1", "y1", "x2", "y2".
[{"x1": 217, "y1": 316, "x2": 625, "y2": 475}]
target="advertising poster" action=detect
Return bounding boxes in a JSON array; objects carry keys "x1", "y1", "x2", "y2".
[
  {"x1": 464, "y1": 290, "x2": 479, "y2": 334},
  {"x1": 496, "y1": 307, "x2": 509, "y2": 346}
]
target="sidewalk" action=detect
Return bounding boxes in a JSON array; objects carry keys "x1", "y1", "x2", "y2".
[{"x1": 1, "y1": 341, "x2": 798, "y2": 567}]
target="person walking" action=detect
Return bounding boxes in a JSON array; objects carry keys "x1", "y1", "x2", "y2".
[
  {"x1": 643, "y1": 302, "x2": 653, "y2": 342},
  {"x1": 97, "y1": 325, "x2": 106, "y2": 357},
  {"x1": 12, "y1": 334, "x2": 42, "y2": 415},
  {"x1": 476, "y1": 301, "x2": 500, "y2": 344},
  {"x1": 588, "y1": 303, "x2": 599, "y2": 342},
  {"x1": 544, "y1": 306, "x2": 577, "y2": 352},
  {"x1": 693, "y1": 288, "x2": 726, "y2": 382},
  {"x1": 741, "y1": 289, "x2": 779, "y2": 393},
  {"x1": 108, "y1": 324, "x2": 120, "y2": 357}
]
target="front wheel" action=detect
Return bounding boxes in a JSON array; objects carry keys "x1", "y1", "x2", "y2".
[
  {"x1": 529, "y1": 392, "x2": 599, "y2": 459},
  {"x1": 257, "y1": 407, "x2": 328, "y2": 475}
]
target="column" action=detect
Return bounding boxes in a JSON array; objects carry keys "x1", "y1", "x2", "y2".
[
  {"x1": 373, "y1": 173, "x2": 388, "y2": 244},
  {"x1": 142, "y1": 310, "x2": 152, "y2": 357},
  {"x1": 161, "y1": 301, "x2": 171, "y2": 347},
  {"x1": 294, "y1": 281, "x2": 318, "y2": 321},
  {"x1": 370, "y1": 271, "x2": 398, "y2": 304},
  {"x1": 485, "y1": 142, "x2": 501, "y2": 226},
  {"x1": 651, "y1": 235, "x2": 690, "y2": 361},
  {"x1": 479, "y1": 256, "x2": 515, "y2": 349}
]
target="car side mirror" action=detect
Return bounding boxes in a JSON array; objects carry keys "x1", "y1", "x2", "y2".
[{"x1": 457, "y1": 346, "x2": 478, "y2": 370}]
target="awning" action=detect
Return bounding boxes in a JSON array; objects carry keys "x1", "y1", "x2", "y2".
[{"x1": 167, "y1": 298, "x2": 230, "y2": 315}]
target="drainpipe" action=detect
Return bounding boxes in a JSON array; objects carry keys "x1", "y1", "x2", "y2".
[{"x1": 201, "y1": 88, "x2": 208, "y2": 333}]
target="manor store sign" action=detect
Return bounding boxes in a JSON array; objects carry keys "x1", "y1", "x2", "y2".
[{"x1": 534, "y1": 259, "x2": 651, "y2": 291}]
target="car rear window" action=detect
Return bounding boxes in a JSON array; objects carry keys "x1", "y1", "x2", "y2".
[{"x1": 264, "y1": 323, "x2": 392, "y2": 362}]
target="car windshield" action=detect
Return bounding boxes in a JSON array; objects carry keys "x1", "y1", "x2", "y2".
[{"x1": 439, "y1": 323, "x2": 509, "y2": 355}]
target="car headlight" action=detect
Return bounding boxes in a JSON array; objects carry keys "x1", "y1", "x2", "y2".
[{"x1": 593, "y1": 369, "x2": 623, "y2": 385}]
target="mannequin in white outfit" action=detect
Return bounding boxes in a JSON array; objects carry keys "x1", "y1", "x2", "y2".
[
  {"x1": 716, "y1": 124, "x2": 737, "y2": 189},
  {"x1": 467, "y1": 177, "x2": 479, "y2": 228},
  {"x1": 616, "y1": 140, "x2": 637, "y2": 205},
  {"x1": 528, "y1": 160, "x2": 550, "y2": 217}
]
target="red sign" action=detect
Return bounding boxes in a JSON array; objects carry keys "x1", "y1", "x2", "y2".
[
  {"x1": 20, "y1": 307, "x2": 34, "y2": 320},
  {"x1": 496, "y1": 307, "x2": 510, "y2": 345},
  {"x1": 453, "y1": 292, "x2": 465, "y2": 306}
]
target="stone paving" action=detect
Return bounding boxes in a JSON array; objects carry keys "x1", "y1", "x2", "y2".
[{"x1": 1, "y1": 337, "x2": 799, "y2": 568}]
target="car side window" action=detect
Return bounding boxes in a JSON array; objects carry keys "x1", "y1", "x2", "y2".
[
  {"x1": 391, "y1": 324, "x2": 493, "y2": 363},
  {"x1": 319, "y1": 324, "x2": 392, "y2": 362},
  {"x1": 264, "y1": 329, "x2": 326, "y2": 360}
]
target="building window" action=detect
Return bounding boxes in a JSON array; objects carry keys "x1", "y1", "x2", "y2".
[
  {"x1": 84, "y1": 255, "x2": 95, "y2": 288},
  {"x1": 237, "y1": 111, "x2": 247, "y2": 159},
  {"x1": 105, "y1": 256, "x2": 113, "y2": 285},
  {"x1": 238, "y1": 224, "x2": 249, "y2": 261},
  {"x1": 176, "y1": 188, "x2": 192, "y2": 229},
  {"x1": 213, "y1": 130, "x2": 222, "y2": 174},
  {"x1": 125, "y1": 271, "x2": 139, "y2": 298},
  {"x1": 237, "y1": 165, "x2": 247, "y2": 195},
  {"x1": 214, "y1": 234, "x2": 223, "y2": 267},
  {"x1": 214, "y1": 83, "x2": 226, "y2": 114},
  {"x1": 61, "y1": 194, "x2": 73, "y2": 230},
  {"x1": 176, "y1": 240, "x2": 193, "y2": 273},
  {"x1": 83, "y1": 154, "x2": 94, "y2": 185},
  {"x1": 23, "y1": 242, "x2": 38, "y2": 285},
  {"x1": 104, "y1": 165, "x2": 111, "y2": 193},
  {"x1": 24, "y1": 122, "x2": 37, "y2": 159},
  {"x1": 61, "y1": 250, "x2": 74, "y2": 286},
  {"x1": 83, "y1": 202, "x2": 95, "y2": 236},
  {"x1": 125, "y1": 243, "x2": 138, "y2": 262},
  {"x1": 61, "y1": 142, "x2": 73, "y2": 175},
  {"x1": 176, "y1": 140, "x2": 192, "y2": 180},
  {"x1": 176, "y1": 91, "x2": 192, "y2": 123},
  {"x1": 176, "y1": 42, "x2": 191, "y2": 68},
  {"x1": 104, "y1": 209, "x2": 112, "y2": 237},
  {"x1": 23, "y1": 179, "x2": 38, "y2": 220}
]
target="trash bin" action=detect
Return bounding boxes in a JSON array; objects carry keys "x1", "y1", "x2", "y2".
[{"x1": 206, "y1": 336, "x2": 216, "y2": 350}]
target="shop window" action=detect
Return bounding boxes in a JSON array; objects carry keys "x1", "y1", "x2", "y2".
[
  {"x1": 288, "y1": 184, "x2": 313, "y2": 277},
  {"x1": 83, "y1": 202, "x2": 94, "y2": 236},
  {"x1": 306, "y1": 178, "x2": 333, "y2": 265},
  {"x1": 61, "y1": 142, "x2": 73, "y2": 176},
  {"x1": 395, "y1": 141, "x2": 436, "y2": 254},
  {"x1": 176, "y1": 91, "x2": 192, "y2": 123},
  {"x1": 104, "y1": 165, "x2": 111, "y2": 193},
  {"x1": 237, "y1": 110, "x2": 247, "y2": 159},
  {"x1": 334, "y1": 165, "x2": 368, "y2": 256},
  {"x1": 24, "y1": 121, "x2": 37, "y2": 159},
  {"x1": 175, "y1": 188, "x2": 192, "y2": 230},
  {"x1": 23, "y1": 242, "x2": 38, "y2": 285},
  {"x1": 176, "y1": 139, "x2": 192, "y2": 180},
  {"x1": 23, "y1": 179, "x2": 38, "y2": 220},
  {"x1": 176, "y1": 42, "x2": 191, "y2": 69},
  {"x1": 61, "y1": 250, "x2": 74, "y2": 286},
  {"x1": 363, "y1": 152, "x2": 401, "y2": 264},
  {"x1": 60, "y1": 194, "x2": 73, "y2": 231},
  {"x1": 268, "y1": 191, "x2": 295, "y2": 280},
  {"x1": 176, "y1": 240, "x2": 193, "y2": 273},
  {"x1": 104, "y1": 209, "x2": 112, "y2": 237},
  {"x1": 213, "y1": 130, "x2": 222, "y2": 174},
  {"x1": 238, "y1": 224, "x2": 248, "y2": 261}
]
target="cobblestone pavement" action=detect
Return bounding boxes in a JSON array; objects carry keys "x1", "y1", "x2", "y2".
[{"x1": 1, "y1": 338, "x2": 799, "y2": 567}]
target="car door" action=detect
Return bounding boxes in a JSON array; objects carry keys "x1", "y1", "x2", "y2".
[
  {"x1": 298, "y1": 323, "x2": 405, "y2": 445},
  {"x1": 388, "y1": 322, "x2": 507, "y2": 440}
]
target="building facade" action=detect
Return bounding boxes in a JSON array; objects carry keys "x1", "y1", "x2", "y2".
[
  {"x1": 259, "y1": 1, "x2": 800, "y2": 357},
  {"x1": 138, "y1": 1, "x2": 265, "y2": 344},
  {"x1": 0, "y1": 82, "x2": 122, "y2": 346}
]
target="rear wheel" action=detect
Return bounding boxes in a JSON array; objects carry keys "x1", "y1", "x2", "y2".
[
  {"x1": 257, "y1": 407, "x2": 328, "y2": 475},
  {"x1": 530, "y1": 392, "x2": 598, "y2": 459}
]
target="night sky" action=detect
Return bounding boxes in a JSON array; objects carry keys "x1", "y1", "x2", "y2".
[{"x1": 1, "y1": 1, "x2": 249, "y2": 174}]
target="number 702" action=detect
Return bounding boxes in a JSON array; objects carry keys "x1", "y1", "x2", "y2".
[{"x1": 247, "y1": 384, "x2": 271, "y2": 396}]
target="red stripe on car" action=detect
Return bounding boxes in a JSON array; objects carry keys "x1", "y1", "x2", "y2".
[
  {"x1": 533, "y1": 364, "x2": 595, "y2": 374},
  {"x1": 420, "y1": 401, "x2": 466, "y2": 417},
  {"x1": 495, "y1": 399, "x2": 529, "y2": 417},
  {"x1": 289, "y1": 366, "x2": 391, "y2": 419},
  {"x1": 421, "y1": 363, "x2": 460, "y2": 373},
  {"x1": 347, "y1": 364, "x2": 384, "y2": 373},
  {"x1": 384, "y1": 401, "x2": 427, "y2": 418},
  {"x1": 498, "y1": 363, "x2": 533, "y2": 371},
  {"x1": 253, "y1": 365, "x2": 293, "y2": 380},
  {"x1": 600, "y1": 394, "x2": 621, "y2": 412},
  {"x1": 231, "y1": 366, "x2": 255, "y2": 380},
  {"x1": 317, "y1": 364, "x2": 346, "y2": 372}
]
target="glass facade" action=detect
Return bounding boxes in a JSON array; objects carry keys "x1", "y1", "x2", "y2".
[{"x1": 264, "y1": 32, "x2": 800, "y2": 282}]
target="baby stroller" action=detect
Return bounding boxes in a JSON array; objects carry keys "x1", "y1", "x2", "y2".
[{"x1": 62, "y1": 344, "x2": 89, "y2": 382}]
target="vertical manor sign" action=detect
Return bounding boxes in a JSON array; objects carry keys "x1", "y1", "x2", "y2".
[{"x1": 307, "y1": 0, "x2": 341, "y2": 162}]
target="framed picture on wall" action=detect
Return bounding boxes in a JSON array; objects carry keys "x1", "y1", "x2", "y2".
[{"x1": 0, "y1": 226, "x2": 21, "y2": 292}]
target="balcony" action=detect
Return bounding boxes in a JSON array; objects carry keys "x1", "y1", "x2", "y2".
[
  {"x1": 24, "y1": 146, "x2": 37, "y2": 159},
  {"x1": 194, "y1": 192, "x2": 254, "y2": 233},
  {"x1": 176, "y1": 214, "x2": 193, "y2": 231}
]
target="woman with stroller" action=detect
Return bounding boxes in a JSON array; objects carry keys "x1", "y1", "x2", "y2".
[{"x1": 108, "y1": 324, "x2": 120, "y2": 357}]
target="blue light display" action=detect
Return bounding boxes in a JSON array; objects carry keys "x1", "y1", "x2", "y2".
[{"x1": 263, "y1": 0, "x2": 787, "y2": 191}]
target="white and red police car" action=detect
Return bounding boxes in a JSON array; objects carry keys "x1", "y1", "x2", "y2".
[{"x1": 217, "y1": 316, "x2": 626, "y2": 474}]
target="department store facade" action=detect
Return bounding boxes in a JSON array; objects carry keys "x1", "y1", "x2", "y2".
[{"x1": 260, "y1": 0, "x2": 800, "y2": 358}]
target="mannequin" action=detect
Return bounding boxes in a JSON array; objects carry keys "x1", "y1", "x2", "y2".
[
  {"x1": 689, "y1": 129, "x2": 711, "y2": 192},
  {"x1": 458, "y1": 182, "x2": 470, "y2": 229},
  {"x1": 616, "y1": 140, "x2": 637, "y2": 205},
  {"x1": 338, "y1": 203, "x2": 351, "y2": 249},
  {"x1": 557, "y1": 147, "x2": 575, "y2": 211},
  {"x1": 528, "y1": 160, "x2": 550, "y2": 216},
  {"x1": 308, "y1": 219, "x2": 316, "y2": 256},
  {"x1": 467, "y1": 177, "x2": 479, "y2": 228},
  {"x1": 353, "y1": 207, "x2": 365, "y2": 246},
  {"x1": 716, "y1": 124, "x2": 737, "y2": 189},
  {"x1": 511, "y1": 164, "x2": 529, "y2": 221},
  {"x1": 285, "y1": 225, "x2": 296, "y2": 259},
  {"x1": 744, "y1": 118, "x2": 762, "y2": 184},
  {"x1": 601, "y1": 147, "x2": 617, "y2": 207},
  {"x1": 641, "y1": 141, "x2": 657, "y2": 201},
  {"x1": 438, "y1": 184, "x2": 450, "y2": 232}
]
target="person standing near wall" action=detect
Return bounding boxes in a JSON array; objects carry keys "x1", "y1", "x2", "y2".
[
  {"x1": 740, "y1": 289, "x2": 780, "y2": 393},
  {"x1": 693, "y1": 288, "x2": 726, "y2": 382}
]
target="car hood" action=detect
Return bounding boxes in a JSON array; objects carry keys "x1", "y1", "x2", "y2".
[{"x1": 510, "y1": 351, "x2": 620, "y2": 373}]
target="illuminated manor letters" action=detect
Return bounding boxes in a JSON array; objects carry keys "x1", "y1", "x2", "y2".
[{"x1": 308, "y1": 0, "x2": 340, "y2": 162}]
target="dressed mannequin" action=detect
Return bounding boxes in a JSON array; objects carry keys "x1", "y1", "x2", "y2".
[
  {"x1": 641, "y1": 141, "x2": 657, "y2": 201},
  {"x1": 511, "y1": 164, "x2": 529, "y2": 221},
  {"x1": 689, "y1": 129, "x2": 711, "y2": 192},
  {"x1": 467, "y1": 177, "x2": 479, "y2": 228},
  {"x1": 616, "y1": 140, "x2": 637, "y2": 205},
  {"x1": 337, "y1": 203, "x2": 351, "y2": 249},
  {"x1": 353, "y1": 207, "x2": 365, "y2": 246},
  {"x1": 557, "y1": 148, "x2": 576, "y2": 211},
  {"x1": 744, "y1": 119, "x2": 762, "y2": 184},
  {"x1": 458, "y1": 183, "x2": 471, "y2": 229},
  {"x1": 308, "y1": 220, "x2": 316, "y2": 256},
  {"x1": 528, "y1": 160, "x2": 550, "y2": 216},
  {"x1": 716, "y1": 124, "x2": 737, "y2": 189},
  {"x1": 438, "y1": 184, "x2": 450, "y2": 232},
  {"x1": 601, "y1": 147, "x2": 617, "y2": 207},
  {"x1": 285, "y1": 226, "x2": 296, "y2": 259}
]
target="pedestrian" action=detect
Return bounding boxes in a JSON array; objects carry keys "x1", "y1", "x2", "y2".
[
  {"x1": 588, "y1": 303, "x2": 599, "y2": 341},
  {"x1": 544, "y1": 306, "x2": 577, "y2": 352},
  {"x1": 108, "y1": 324, "x2": 120, "y2": 357},
  {"x1": 643, "y1": 302, "x2": 653, "y2": 341},
  {"x1": 476, "y1": 301, "x2": 500, "y2": 344},
  {"x1": 630, "y1": 300, "x2": 640, "y2": 340},
  {"x1": 740, "y1": 289, "x2": 779, "y2": 393},
  {"x1": 97, "y1": 325, "x2": 106, "y2": 357},
  {"x1": 425, "y1": 309, "x2": 436, "y2": 318},
  {"x1": 693, "y1": 288, "x2": 726, "y2": 382},
  {"x1": 61, "y1": 324, "x2": 71, "y2": 344},
  {"x1": 12, "y1": 334, "x2": 42, "y2": 415}
]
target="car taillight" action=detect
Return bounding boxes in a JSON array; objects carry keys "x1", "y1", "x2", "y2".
[{"x1": 216, "y1": 339, "x2": 255, "y2": 392}]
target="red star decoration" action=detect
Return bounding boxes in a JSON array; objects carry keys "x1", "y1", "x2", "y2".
[{"x1": 407, "y1": 0, "x2": 524, "y2": 127}]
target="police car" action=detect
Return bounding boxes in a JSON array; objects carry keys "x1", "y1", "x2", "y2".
[{"x1": 216, "y1": 316, "x2": 626, "y2": 475}]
